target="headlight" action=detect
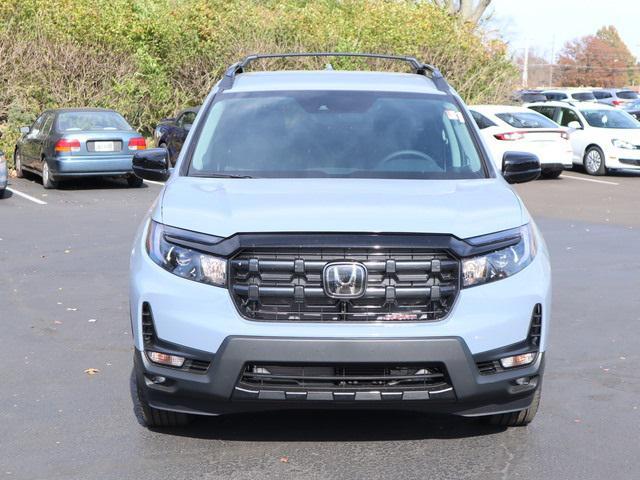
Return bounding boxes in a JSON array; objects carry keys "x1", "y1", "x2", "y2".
[
  {"x1": 462, "y1": 224, "x2": 537, "y2": 288},
  {"x1": 612, "y1": 139, "x2": 635, "y2": 149},
  {"x1": 145, "y1": 220, "x2": 227, "y2": 287}
]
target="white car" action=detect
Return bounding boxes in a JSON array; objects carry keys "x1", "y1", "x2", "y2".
[
  {"x1": 528, "y1": 101, "x2": 640, "y2": 175},
  {"x1": 542, "y1": 89, "x2": 597, "y2": 103},
  {"x1": 470, "y1": 105, "x2": 573, "y2": 179}
]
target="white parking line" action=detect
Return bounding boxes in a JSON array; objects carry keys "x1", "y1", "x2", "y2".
[
  {"x1": 144, "y1": 180, "x2": 165, "y2": 186},
  {"x1": 6, "y1": 187, "x2": 48, "y2": 205},
  {"x1": 560, "y1": 174, "x2": 619, "y2": 186}
]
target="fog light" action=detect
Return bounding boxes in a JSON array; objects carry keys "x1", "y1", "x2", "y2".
[
  {"x1": 500, "y1": 352, "x2": 536, "y2": 369},
  {"x1": 147, "y1": 351, "x2": 185, "y2": 367}
]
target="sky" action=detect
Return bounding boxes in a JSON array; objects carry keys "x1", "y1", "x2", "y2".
[{"x1": 489, "y1": 0, "x2": 640, "y2": 60}]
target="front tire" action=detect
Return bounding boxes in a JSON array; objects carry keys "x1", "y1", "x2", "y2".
[
  {"x1": 584, "y1": 146, "x2": 606, "y2": 176},
  {"x1": 127, "y1": 175, "x2": 144, "y2": 188},
  {"x1": 42, "y1": 160, "x2": 57, "y2": 189},
  {"x1": 486, "y1": 387, "x2": 541, "y2": 427},
  {"x1": 135, "y1": 377, "x2": 192, "y2": 428}
]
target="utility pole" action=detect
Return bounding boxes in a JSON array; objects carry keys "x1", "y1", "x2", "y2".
[
  {"x1": 548, "y1": 35, "x2": 556, "y2": 87},
  {"x1": 522, "y1": 42, "x2": 529, "y2": 88}
]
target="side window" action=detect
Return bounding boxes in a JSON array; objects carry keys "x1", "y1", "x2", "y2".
[
  {"x1": 594, "y1": 91, "x2": 611, "y2": 99},
  {"x1": 470, "y1": 111, "x2": 496, "y2": 130},
  {"x1": 529, "y1": 106, "x2": 557, "y2": 121},
  {"x1": 30, "y1": 114, "x2": 46, "y2": 136},
  {"x1": 544, "y1": 93, "x2": 557, "y2": 101},
  {"x1": 558, "y1": 108, "x2": 582, "y2": 127},
  {"x1": 177, "y1": 112, "x2": 196, "y2": 128},
  {"x1": 178, "y1": 112, "x2": 196, "y2": 128},
  {"x1": 41, "y1": 114, "x2": 54, "y2": 136}
]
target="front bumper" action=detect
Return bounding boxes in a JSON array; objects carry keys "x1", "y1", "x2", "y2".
[{"x1": 135, "y1": 337, "x2": 544, "y2": 417}]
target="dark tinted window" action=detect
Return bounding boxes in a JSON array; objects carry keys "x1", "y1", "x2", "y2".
[
  {"x1": 529, "y1": 105, "x2": 557, "y2": 121},
  {"x1": 521, "y1": 93, "x2": 547, "y2": 103},
  {"x1": 178, "y1": 111, "x2": 197, "y2": 127},
  {"x1": 496, "y1": 111, "x2": 558, "y2": 129},
  {"x1": 191, "y1": 91, "x2": 486, "y2": 180},
  {"x1": 56, "y1": 111, "x2": 131, "y2": 132},
  {"x1": 593, "y1": 91, "x2": 612, "y2": 99},
  {"x1": 617, "y1": 90, "x2": 639, "y2": 100},
  {"x1": 470, "y1": 110, "x2": 496, "y2": 129},
  {"x1": 544, "y1": 92, "x2": 567, "y2": 101},
  {"x1": 571, "y1": 92, "x2": 596, "y2": 101}
]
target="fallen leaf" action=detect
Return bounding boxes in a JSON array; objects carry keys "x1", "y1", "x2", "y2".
[
  {"x1": 88, "y1": 318, "x2": 97, "y2": 323},
  {"x1": 66, "y1": 308, "x2": 77, "y2": 311},
  {"x1": 54, "y1": 320, "x2": 63, "y2": 325},
  {"x1": 84, "y1": 368, "x2": 100, "y2": 375},
  {"x1": 64, "y1": 249, "x2": 71, "y2": 254},
  {"x1": 279, "y1": 457, "x2": 289, "y2": 464}
]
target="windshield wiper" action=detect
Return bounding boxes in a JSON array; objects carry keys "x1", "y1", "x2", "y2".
[{"x1": 191, "y1": 173, "x2": 254, "y2": 179}]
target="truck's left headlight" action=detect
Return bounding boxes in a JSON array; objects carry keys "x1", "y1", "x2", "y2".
[
  {"x1": 462, "y1": 224, "x2": 537, "y2": 288},
  {"x1": 145, "y1": 220, "x2": 227, "y2": 287}
]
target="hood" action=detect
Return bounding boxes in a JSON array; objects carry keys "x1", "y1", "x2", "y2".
[
  {"x1": 603, "y1": 128, "x2": 640, "y2": 142},
  {"x1": 159, "y1": 178, "x2": 524, "y2": 240}
]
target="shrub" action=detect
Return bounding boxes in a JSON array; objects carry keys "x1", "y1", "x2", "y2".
[{"x1": 0, "y1": 0, "x2": 517, "y2": 167}]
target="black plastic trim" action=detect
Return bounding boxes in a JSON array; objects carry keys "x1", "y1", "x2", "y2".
[{"x1": 160, "y1": 230, "x2": 523, "y2": 260}]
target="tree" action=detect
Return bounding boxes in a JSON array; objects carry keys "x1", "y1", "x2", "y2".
[
  {"x1": 556, "y1": 27, "x2": 639, "y2": 87},
  {"x1": 432, "y1": 0, "x2": 492, "y2": 24}
]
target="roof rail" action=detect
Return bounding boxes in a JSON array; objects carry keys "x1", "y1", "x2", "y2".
[{"x1": 218, "y1": 52, "x2": 449, "y2": 92}]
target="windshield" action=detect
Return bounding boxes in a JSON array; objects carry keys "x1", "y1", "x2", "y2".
[
  {"x1": 580, "y1": 109, "x2": 640, "y2": 129},
  {"x1": 56, "y1": 111, "x2": 131, "y2": 132},
  {"x1": 496, "y1": 111, "x2": 558, "y2": 129},
  {"x1": 189, "y1": 91, "x2": 486, "y2": 179}
]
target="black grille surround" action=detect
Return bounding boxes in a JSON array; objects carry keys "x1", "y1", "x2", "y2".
[
  {"x1": 229, "y1": 247, "x2": 460, "y2": 322},
  {"x1": 234, "y1": 363, "x2": 456, "y2": 402}
]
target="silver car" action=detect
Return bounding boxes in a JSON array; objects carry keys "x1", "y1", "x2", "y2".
[
  {"x1": 14, "y1": 108, "x2": 146, "y2": 189},
  {"x1": 0, "y1": 149, "x2": 7, "y2": 196}
]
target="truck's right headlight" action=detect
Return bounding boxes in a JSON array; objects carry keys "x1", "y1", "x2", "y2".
[
  {"x1": 145, "y1": 220, "x2": 227, "y2": 287},
  {"x1": 462, "y1": 224, "x2": 537, "y2": 288}
]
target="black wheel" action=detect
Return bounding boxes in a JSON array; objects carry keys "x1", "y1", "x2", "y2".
[
  {"x1": 135, "y1": 377, "x2": 192, "y2": 428},
  {"x1": 14, "y1": 151, "x2": 24, "y2": 178},
  {"x1": 127, "y1": 175, "x2": 144, "y2": 188},
  {"x1": 541, "y1": 169, "x2": 562, "y2": 179},
  {"x1": 486, "y1": 388, "x2": 541, "y2": 427},
  {"x1": 41, "y1": 160, "x2": 57, "y2": 189},
  {"x1": 583, "y1": 146, "x2": 606, "y2": 176},
  {"x1": 0, "y1": 188, "x2": 5, "y2": 199}
]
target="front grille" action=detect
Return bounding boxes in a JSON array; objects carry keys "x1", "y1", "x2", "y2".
[
  {"x1": 229, "y1": 247, "x2": 459, "y2": 322},
  {"x1": 234, "y1": 363, "x2": 455, "y2": 401}
]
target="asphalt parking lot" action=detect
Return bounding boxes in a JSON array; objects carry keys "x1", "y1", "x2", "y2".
[{"x1": 1, "y1": 170, "x2": 639, "y2": 480}]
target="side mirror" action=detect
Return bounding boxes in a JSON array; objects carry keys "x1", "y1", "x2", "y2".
[
  {"x1": 20, "y1": 126, "x2": 30, "y2": 135},
  {"x1": 502, "y1": 151, "x2": 541, "y2": 184},
  {"x1": 567, "y1": 121, "x2": 582, "y2": 130},
  {"x1": 132, "y1": 148, "x2": 170, "y2": 182}
]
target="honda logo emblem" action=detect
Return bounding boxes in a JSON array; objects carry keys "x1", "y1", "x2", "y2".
[{"x1": 323, "y1": 262, "x2": 367, "y2": 299}]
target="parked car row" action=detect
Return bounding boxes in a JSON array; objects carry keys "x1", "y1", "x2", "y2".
[
  {"x1": 470, "y1": 98, "x2": 640, "y2": 177},
  {"x1": 514, "y1": 87, "x2": 639, "y2": 107}
]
